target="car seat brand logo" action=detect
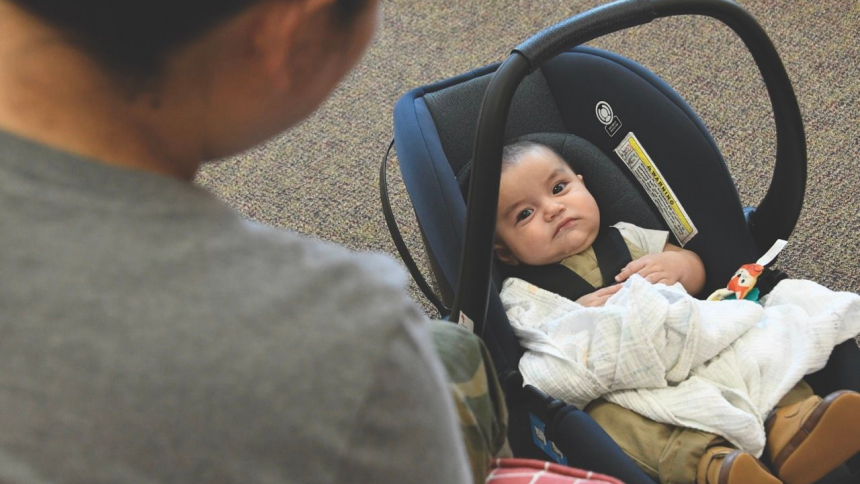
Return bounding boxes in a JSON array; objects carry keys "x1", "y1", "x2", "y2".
[{"x1": 595, "y1": 101, "x2": 622, "y2": 137}]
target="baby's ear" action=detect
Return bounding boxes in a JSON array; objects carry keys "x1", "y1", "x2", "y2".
[{"x1": 494, "y1": 243, "x2": 519, "y2": 265}]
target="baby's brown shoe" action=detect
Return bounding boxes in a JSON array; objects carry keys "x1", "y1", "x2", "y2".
[
  {"x1": 696, "y1": 446, "x2": 782, "y2": 484},
  {"x1": 765, "y1": 390, "x2": 860, "y2": 484}
]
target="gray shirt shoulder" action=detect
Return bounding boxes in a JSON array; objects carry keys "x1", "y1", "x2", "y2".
[{"x1": 0, "y1": 131, "x2": 469, "y2": 484}]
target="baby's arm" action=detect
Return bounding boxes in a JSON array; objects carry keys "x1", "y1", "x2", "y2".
[{"x1": 614, "y1": 243, "x2": 706, "y2": 295}]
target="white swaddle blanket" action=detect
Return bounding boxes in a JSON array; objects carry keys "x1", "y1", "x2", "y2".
[{"x1": 501, "y1": 275, "x2": 860, "y2": 456}]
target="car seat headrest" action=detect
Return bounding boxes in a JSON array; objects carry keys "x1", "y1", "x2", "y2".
[{"x1": 424, "y1": 67, "x2": 567, "y2": 177}]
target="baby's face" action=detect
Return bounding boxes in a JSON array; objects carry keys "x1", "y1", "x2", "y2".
[{"x1": 495, "y1": 149, "x2": 600, "y2": 266}]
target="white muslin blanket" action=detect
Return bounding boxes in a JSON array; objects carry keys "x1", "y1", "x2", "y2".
[{"x1": 501, "y1": 275, "x2": 860, "y2": 456}]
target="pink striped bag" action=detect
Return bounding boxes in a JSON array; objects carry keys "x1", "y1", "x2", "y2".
[{"x1": 486, "y1": 458, "x2": 625, "y2": 484}]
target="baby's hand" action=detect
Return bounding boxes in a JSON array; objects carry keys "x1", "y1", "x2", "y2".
[
  {"x1": 614, "y1": 244, "x2": 705, "y2": 295},
  {"x1": 576, "y1": 284, "x2": 623, "y2": 307},
  {"x1": 615, "y1": 252, "x2": 687, "y2": 286}
]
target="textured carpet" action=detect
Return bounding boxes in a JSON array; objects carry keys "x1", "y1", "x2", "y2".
[{"x1": 196, "y1": 0, "x2": 859, "y2": 315}]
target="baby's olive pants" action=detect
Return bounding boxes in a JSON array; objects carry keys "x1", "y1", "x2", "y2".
[{"x1": 585, "y1": 381, "x2": 814, "y2": 484}]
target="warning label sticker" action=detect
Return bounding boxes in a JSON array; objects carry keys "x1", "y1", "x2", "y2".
[{"x1": 614, "y1": 132, "x2": 698, "y2": 246}]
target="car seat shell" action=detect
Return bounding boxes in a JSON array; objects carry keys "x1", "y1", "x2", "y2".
[{"x1": 387, "y1": 1, "x2": 856, "y2": 482}]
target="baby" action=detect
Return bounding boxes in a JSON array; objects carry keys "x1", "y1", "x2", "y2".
[
  {"x1": 494, "y1": 141, "x2": 860, "y2": 484},
  {"x1": 494, "y1": 140, "x2": 705, "y2": 307}
]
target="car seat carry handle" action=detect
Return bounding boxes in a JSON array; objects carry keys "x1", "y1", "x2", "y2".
[
  {"x1": 450, "y1": 0, "x2": 806, "y2": 334},
  {"x1": 513, "y1": 0, "x2": 658, "y2": 72},
  {"x1": 648, "y1": 0, "x2": 806, "y2": 257}
]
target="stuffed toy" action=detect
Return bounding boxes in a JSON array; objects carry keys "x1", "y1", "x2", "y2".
[{"x1": 708, "y1": 240, "x2": 786, "y2": 302}]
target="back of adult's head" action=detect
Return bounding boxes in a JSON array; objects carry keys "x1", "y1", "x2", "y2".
[
  {"x1": 6, "y1": 0, "x2": 370, "y2": 81},
  {"x1": 1, "y1": 0, "x2": 377, "y2": 175}
]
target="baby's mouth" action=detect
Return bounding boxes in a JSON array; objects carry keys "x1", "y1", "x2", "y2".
[{"x1": 555, "y1": 217, "x2": 577, "y2": 237}]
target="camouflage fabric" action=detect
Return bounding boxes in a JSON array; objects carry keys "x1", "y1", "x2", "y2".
[{"x1": 430, "y1": 320, "x2": 512, "y2": 484}]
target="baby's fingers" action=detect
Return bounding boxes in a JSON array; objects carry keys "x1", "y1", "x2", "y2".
[
  {"x1": 599, "y1": 285, "x2": 624, "y2": 306},
  {"x1": 598, "y1": 284, "x2": 624, "y2": 296},
  {"x1": 616, "y1": 260, "x2": 646, "y2": 282},
  {"x1": 645, "y1": 273, "x2": 668, "y2": 284},
  {"x1": 645, "y1": 273, "x2": 676, "y2": 285},
  {"x1": 576, "y1": 284, "x2": 623, "y2": 307},
  {"x1": 593, "y1": 284, "x2": 623, "y2": 305}
]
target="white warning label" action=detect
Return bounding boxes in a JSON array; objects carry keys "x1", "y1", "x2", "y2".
[{"x1": 614, "y1": 132, "x2": 698, "y2": 246}]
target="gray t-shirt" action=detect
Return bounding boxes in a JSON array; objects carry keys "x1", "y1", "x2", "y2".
[{"x1": 0, "y1": 130, "x2": 470, "y2": 484}]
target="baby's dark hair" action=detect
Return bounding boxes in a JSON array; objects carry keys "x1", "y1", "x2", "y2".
[
  {"x1": 502, "y1": 141, "x2": 574, "y2": 173},
  {"x1": 8, "y1": 0, "x2": 370, "y2": 82}
]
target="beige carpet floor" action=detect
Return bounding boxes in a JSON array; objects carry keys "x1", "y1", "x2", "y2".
[{"x1": 197, "y1": 0, "x2": 859, "y2": 315}]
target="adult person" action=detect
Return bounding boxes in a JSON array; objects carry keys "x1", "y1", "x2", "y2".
[{"x1": 0, "y1": 1, "x2": 471, "y2": 482}]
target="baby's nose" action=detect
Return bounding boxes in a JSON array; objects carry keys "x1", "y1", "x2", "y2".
[{"x1": 545, "y1": 202, "x2": 565, "y2": 220}]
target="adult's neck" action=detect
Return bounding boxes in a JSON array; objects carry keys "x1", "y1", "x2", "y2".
[{"x1": 0, "y1": 2, "x2": 205, "y2": 181}]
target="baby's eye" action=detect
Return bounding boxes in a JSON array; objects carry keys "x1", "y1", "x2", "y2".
[
  {"x1": 516, "y1": 209, "x2": 533, "y2": 222},
  {"x1": 552, "y1": 182, "x2": 567, "y2": 194}
]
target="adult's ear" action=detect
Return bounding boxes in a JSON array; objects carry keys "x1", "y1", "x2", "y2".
[
  {"x1": 494, "y1": 243, "x2": 519, "y2": 266},
  {"x1": 250, "y1": 0, "x2": 338, "y2": 91}
]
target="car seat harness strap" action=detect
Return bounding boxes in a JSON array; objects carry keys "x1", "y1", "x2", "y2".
[{"x1": 500, "y1": 227, "x2": 632, "y2": 302}]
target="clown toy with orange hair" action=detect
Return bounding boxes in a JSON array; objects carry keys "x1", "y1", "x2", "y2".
[{"x1": 708, "y1": 240, "x2": 786, "y2": 302}]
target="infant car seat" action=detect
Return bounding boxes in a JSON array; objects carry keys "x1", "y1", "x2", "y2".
[{"x1": 383, "y1": 0, "x2": 860, "y2": 482}]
